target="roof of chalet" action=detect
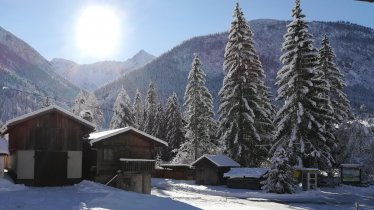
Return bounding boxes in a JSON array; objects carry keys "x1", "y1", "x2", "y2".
[
  {"x1": 0, "y1": 105, "x2": 96, "y2": 134},
  {"x1": 191, "y1": 155, "x2": 240, "y2": 167},
  {"x1": 224, "y1": 168, "x2": 269, "y2": 179},
  {"x1": 88, "y1": 126, "x2": 168, "y2": 147},
  {"x1": 0, "y1": 137, "x2": 9, "y2": 155}
]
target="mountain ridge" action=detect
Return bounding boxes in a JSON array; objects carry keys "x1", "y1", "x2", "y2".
[
  {"x1": 94, "y1": 19, "x2": 374, "y2": 127},
  {"x1": 51, "y1": 50, "x2": 156, "y2": 91}
]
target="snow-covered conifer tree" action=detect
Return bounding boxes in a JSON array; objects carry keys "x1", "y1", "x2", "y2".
[
  {"x1": 265, "y1": 0, "x2": 337, "y2": 193},
  {"x1": 143, "y1": 82, "x2": 158, "y2": 135},
  {"x1": 152, "y1": 103, "x2": 166, "y2": 139},
  {"x1": 318, "y1": 35, "x2": 351, "y2": 124},
  {"x1": 163, "y1": 92, "x2": 185, "y2": 161},
  {"x1": 217, "y1": 3, "x2": 273, "y2": 166},
  {"x1": 72, "y1": 90, "x2": 104, "y2": 129},
  {"x1": 262, "y1": 147, "x2": 296, "y2": 194},
  {"x1": 133, "y1": 89, "x2": 144, "y2": 129},
  {"x1": 183, "y1": 54, "x2": 217, "y2": 161},
  {"x1": 109, "y1": 88, "x2": 135, "y2": 129}
]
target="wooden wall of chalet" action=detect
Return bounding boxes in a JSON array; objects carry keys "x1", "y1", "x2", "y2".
[
  {"x1": 8, "y1": 112, "x2": 92, "y2": 153},
  {"x1": 194, "y1": 158, "x2": 231, "y2": 185},
  {"x1": 86, "y1": 131, "x2": 159, "y2": 182}
]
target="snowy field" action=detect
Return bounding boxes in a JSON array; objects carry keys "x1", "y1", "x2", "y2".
[
  {"x1": 0, "y1": 177, "x2": 373, "y2": 210},
  {"x1": 151, "y1": 178, "x2": 374, "y2": 210}
]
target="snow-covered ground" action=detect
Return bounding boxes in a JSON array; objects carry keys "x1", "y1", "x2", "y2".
[
  {"x1": 151, "y1": 178, "x2": 374, "y2": 210},
  {"x1": 1, "y1": 176, "x2": 373, "y2": 210},
  {"x1": 0, "y1": 177, "x2": 197, "y2": 210}
]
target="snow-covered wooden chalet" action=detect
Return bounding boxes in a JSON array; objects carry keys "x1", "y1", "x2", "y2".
[
  {"x1": 1, "y1": 105, "x2": 95, "y2": 186},
  {"x1": 85, "y1": 126, "x2": 168, "y2": 194}
]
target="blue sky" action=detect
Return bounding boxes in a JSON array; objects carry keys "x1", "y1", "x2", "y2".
[{"x1": 0, "y1": 0, "x2": 373, "y2": 64}]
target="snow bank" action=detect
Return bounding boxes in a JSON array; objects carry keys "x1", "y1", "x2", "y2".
[
  {"x1": 0, "y1": 177, "x2": 25, "y2": 192},
  {"x1": 0, "y1": 179, "x2": 198, "y2": 210}
]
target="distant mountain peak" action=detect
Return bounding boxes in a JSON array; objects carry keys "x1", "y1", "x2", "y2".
[
  {"x1": 51, "y1": 50, "x2": 156, "y2": 91},
  {"x1": 131, "y1": 49, "x2": 156, "y2": 61}
]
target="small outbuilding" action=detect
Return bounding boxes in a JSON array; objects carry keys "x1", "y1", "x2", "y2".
[
  {"x1": 153, "y1": 164, "x2": 195, "y2": 180},
  {"x1": 0, "y1": 137, "x2": 9, "y2": 177},
  {"x1": 191, "y1": 155, "x2": 240, "y2": 185},
  {"x1": 224, "y1": 168, "x2": 269, "y2": 190},
  {"x1": 300, "y1": 168, "x2": 319, "y2": 190},
  {"x1": 85, "y1": 126, "x2": 168, "y2": 194},
  {"x1": 1, "y1": 105, "x2": 95, "y2": 186},
  {"x1": 340, "y1": 164, "x2": 362, "y2": 185}
]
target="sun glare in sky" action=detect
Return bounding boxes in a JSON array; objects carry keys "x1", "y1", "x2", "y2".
[{"x1": 75, "y1": 5, "x2": 122, "y2": 60}]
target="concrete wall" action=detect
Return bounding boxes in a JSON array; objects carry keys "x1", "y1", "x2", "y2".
[
  {"x1": 17, "y1": 150, "x2": 35, "y2": 179},
  {"x1": 67, "y1": 151, "x2": 82, "y2": 179},
  {"x1": 116, "y1": 173, "x2": 151, "y2": 194}
]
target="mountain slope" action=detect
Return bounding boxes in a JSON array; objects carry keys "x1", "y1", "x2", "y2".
[
  {"x1": 51, "y1": 50, "x2": 156, "y2": 91},
  {"x1": 0, "y1": 26, "x2": 80, "y2": 123},
  {"x1": 95, "y1": 20, "x2": 374, "y2": 127}
]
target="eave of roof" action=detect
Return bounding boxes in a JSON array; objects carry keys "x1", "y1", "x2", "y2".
[
  {"x1": 89, "y1": 126, "x2": 168, "y2": 147},
  {"x1": 191, "y1": 154, "x2": 240, "y2": 167},
  {"x1": 1, "y1": 105, "x2": 96, "y2": 134}
]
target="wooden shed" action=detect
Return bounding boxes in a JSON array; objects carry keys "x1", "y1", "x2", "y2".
[
  {"x1": 0, "y1": 137, "x2": 9, "y2": 177},
  {"x1": 224, "y1": 168, "x2": 269, "y2": 190},
  {"x1": 153, "y1": 164, "x2": 195, "y2": 180},
  {"x1": 340, "y1": 164, "x2": 362, "y2": 185},
  {"x1": 85, "y1": 126, "x2": 168, "y2": 194},
  {"x1": 1, "y1": 105, "x2": 95, "y2": 186},
  {"x1": 191, "y1": 155, "x2": 240, "y2": 185}
]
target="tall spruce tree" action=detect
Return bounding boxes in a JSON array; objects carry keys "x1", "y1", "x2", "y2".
[
  {"x1": 183, "y1": 54, "x2": 217, "y2": 161},
  {"x1": 110, "y1": 88, "x2": 135, "y2": 129},
  {"x1": 163, "y1": 92, "x2": 185, "y2": 161},
  {"x1": 217, "y1": 3, "x2": 273, "y2": 167},
  {"x1": 72, "y1": 90, "x2": 104, "y2": 129},
  {"x1": 318, "y1": 35, "x2": 351, "y2": 124},
  {"x1": 133, "y1": 89, "x2": 144, "y2": 129},
  {"x1": 143, "y1": 82, "x2": 158, "y2": 135},
  {"x1": 152, "y1": 103, "x2": 166, "y2": 139},
  {"x1": 265, "y1": 0, "x2": 333, "y2": 193}
]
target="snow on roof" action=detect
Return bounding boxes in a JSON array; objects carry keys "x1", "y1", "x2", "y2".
[
  {"x1": 89, "y1": 126, "x2": 168, "y2": 146},
  {"x1": 191, "y1": 155, "x2": 240, "y2": 167},
  {"x1": 119, "y1": 158, "x2": 155, "y2": 162},
  {"x1": 1, "y1": 105, "x2": 95, "y2": 134},
  {"x1": 0, "y1": 137, "x2": 9, "y2": 155},
  {"x1": 341, "y1": 164, "x2": 361, "y2": 168},
  {"x1": 224, "y1": 168, "x2": 269, "y2": 178}
]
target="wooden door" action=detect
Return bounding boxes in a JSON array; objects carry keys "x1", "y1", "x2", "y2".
[{"x1": 35, "y1": 151, "x2": 67, "y2": 186}]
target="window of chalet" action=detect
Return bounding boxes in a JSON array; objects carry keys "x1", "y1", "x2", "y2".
[{"x1": 103, "y1": 148, "x2": 114, "y2": 161}]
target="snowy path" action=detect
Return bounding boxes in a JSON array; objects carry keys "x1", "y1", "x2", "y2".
[{"x1": 151, "y1": 178, "x2": 374, "y2": 210}]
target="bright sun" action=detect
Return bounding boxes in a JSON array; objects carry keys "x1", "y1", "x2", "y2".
[{"x1": 75, "y1": 5, "x2": 121, "y2": 59}]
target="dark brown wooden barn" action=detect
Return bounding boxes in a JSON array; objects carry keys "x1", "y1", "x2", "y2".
[
  {"x1": 191, "y1": 155, "x2": 240, "y2": 185},
  {"x1": 1, "y1": 105, "x2": 95, "y2": 186},
  {"x1": 224, "y1": 168, "x2": 269, "y2": 190},
  {"x1": 84, "y1": 127, "x2": 168, "y2": 194}
]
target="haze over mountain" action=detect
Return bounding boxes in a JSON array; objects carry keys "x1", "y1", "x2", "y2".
[
  {"x1": 0, "y1": 26, "x2": 79, "y2": 123},
  {"x1": 95, "y1": 19, "x2": 374, "y2": 127},
  {"x1": 51, "y1": 50, "x2": 155, "y2": 91}
]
